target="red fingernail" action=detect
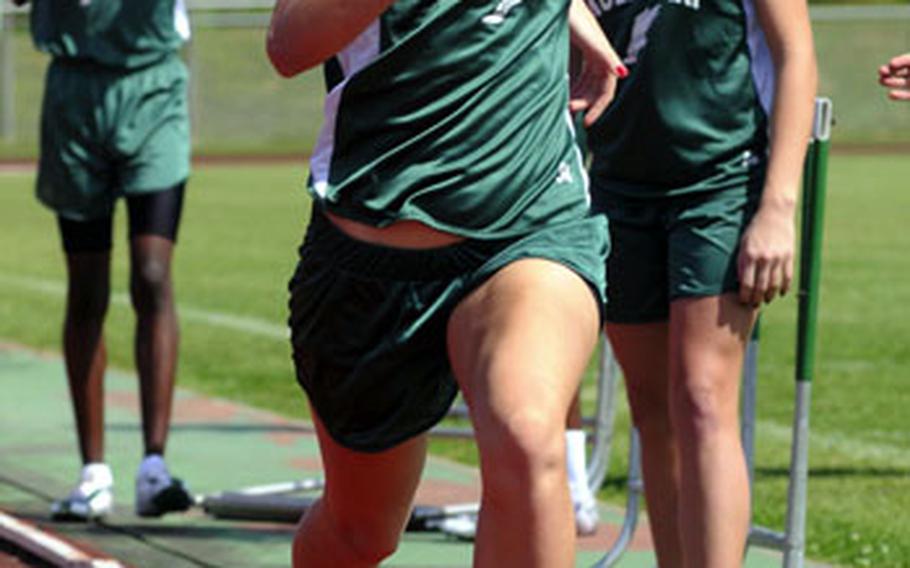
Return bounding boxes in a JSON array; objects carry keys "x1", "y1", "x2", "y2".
[{"x1": 616, "y1": 65, "x2": 629, "y2": 78}]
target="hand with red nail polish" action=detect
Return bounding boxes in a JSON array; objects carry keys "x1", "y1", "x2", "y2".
[{"x1": 567, "y1": 0, "x2": 627, "y2": 127}]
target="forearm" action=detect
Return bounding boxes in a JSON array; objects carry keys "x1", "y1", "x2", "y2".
[
  {"x1": 755, "y1": 0, "x2": 817, "y2": 212},
  {"x1": 762, "y1": 46, "x2": 817, "y2": 212},
  {"x1": 267, "y1": 0, "x2": 394, "y2": 77},
  {"x1": 737, "y1": 50, "x2": 815, "y2": 305},
  {"x1": 569, "y1": 0, "x2": 611, "y2": 61}
]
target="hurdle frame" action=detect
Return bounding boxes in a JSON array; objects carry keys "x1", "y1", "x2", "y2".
[{"x1": 748, "y1": 96, "x2": 832, "y2": 567}]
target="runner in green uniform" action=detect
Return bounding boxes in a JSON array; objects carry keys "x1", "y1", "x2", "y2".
[
  {"x1": 269, "y1": 1, "x2": 623, "y2": 565},
  {"x1": 583, "y1": 0, "x2": 817, "y2": 565},
  {"x1": 20, "y1": 0, "x2": 193, "y2": 521}
]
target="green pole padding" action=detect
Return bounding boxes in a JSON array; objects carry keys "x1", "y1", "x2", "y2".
[{"x1": 795, "y1": 98, "x2": 833, "y2": 384}]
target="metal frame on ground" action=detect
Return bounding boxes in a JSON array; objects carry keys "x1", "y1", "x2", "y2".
[{"x1": 0, "y1": 509, "x2": 125, "y2": 568}]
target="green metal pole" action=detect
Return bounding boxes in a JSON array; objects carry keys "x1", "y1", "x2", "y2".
[
  {"x1": 783, "y1": 97, "x2": 832, "y2": 568},
  {"x1": 796, "y1": 113, "x2": 831, "y2": 385}
]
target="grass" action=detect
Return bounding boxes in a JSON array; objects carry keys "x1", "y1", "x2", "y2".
[
  {"x1": 2, "y1": 153, "x2": 909, "y2": 566},
  {"x1": 2, "y1": 7, "x2": 908, "y2": 567},
  {"x1": 2, "y1": 16, "x2": 910, "y2": 159},
  {"x1": 0, "y1": 28, "x2": 326, "y2": 160}
]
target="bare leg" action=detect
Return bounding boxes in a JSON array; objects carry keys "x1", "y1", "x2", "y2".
[
  {"x1": 607, "y1": 322, "x2": 683, "y2": 568},
  {"x1": 448, "y1": 259, "x2": 600, "y2": 568},
  {"x1": 293, "y1": 412, "x2": 427, "y2": 568},
  {"x1": 129, "y1": 235, "x2": 178, "y2": 456},
  {"x1": 63, "y1": 252, "x2": 112, "y2": 465},
  {"x1": 670, "y1": 293, "x2": 756, "y2": 568}
]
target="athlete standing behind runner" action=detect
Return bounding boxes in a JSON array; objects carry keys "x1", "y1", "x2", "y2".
[
  {"x1": 16, "y1": 0, "x2": 195, "y2": 521},
  {"x1": 582, "y1": 0, "x2": 817, "y2": 565},
  {"x1": 268, "y1": 1, "x2": 624, "y2": 566}
]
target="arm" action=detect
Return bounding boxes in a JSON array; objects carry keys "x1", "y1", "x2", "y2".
[
  {"x1": 738, "y1": 0, "x2": 817, "y2": 306},
  {"x1": 266, "y1": 0, "x2": 394, "y2": 78},
  {"x1": 878, "y1": 53, "x2": 910, "y2": 102},
  {"x1": 568, "y1": 0, "x2": 627, "y2": 126}
]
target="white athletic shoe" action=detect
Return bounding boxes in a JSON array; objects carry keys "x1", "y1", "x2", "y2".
[
  {"x1": 434, "y1": 504, "x2": 600, "y2": 539},
  {"x1": 573, "y1": 495, "x2": 600, "y2": 536},
  {"x1": 134, "y1": 456, "x2": 193, "y2": 517},
  {"x1": 437, "y1": 514, "x2": 478, "y2": 541},
  {"x1": 51, "y1": 463, "x2": 114, "y2": 521}
]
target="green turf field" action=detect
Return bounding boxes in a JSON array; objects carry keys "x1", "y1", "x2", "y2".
[
  {"x1": 2, "y1": 11, "x2": 909, "y2": 157},
  {"x1": 1, "y1": 154, "x2": 908, "y2": 567}
]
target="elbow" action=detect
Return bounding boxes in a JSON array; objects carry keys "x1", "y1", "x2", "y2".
[
  {"x1": 266, "y1": 25, "x2": 324, "y2": 77},
  {"x1": 267, "y1": 36, "x2": 305, "y2": 78},
  {"x1": 270, "y1": 55, "x2": 303, "y2": 79}
]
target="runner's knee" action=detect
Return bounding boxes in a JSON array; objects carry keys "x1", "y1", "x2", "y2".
[
  {"x1": 330, "y1": 514, "x2": 401, "y2": 564},
  {"x1": 130, "y1": 258, "x2": 172, "y2": 313},
  {"x1": 474, "y1": 406, "x2": 565, "y2": 491},
  {"x1": 66, "y1": 282, "x2": 109, "y2": 323},
  {"x1": 626, "y1": 378, "x2": 673, "y2": 436},
  {"x1": 671, "y1": 370, "x2": 739, "y2": 440}
]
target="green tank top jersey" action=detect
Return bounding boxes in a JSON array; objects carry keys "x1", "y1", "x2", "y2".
[
  {"x1": 584, "y1": 0, "x2": 775, "y2": 196},
  {"x1": 30, "y1": 0, "x2": 190, "y2": 69},
  {"x1": 309, "y1": 0, "x2": 592, "y2": 239}
]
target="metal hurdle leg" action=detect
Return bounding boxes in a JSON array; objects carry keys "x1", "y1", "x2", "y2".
[
  {"x1": 748, "y1": 97, "x2": 832, "y2": 567},
  {"x1": 591, "y1": 427, "x2": 644, "y2": 568},
  {"x1": 199, "y1": 477, "x2": 484, "y2": 535},
  {"x1": 741, "y1": 323, "x2": 761, "y2": 486},
  {"x1": 586, "y1": 336, "x2": 623, "y2": 493}
]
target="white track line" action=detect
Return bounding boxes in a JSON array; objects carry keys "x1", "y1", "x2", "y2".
[
  {"x1": 0, "y1": 272, "x2": 288, "y2": 340},
  {"x1": 0, "y1": 164, "x2": 35, "y2": 176},
  {"x1": 756, "y1": 420, "x2": 910, "y2": 468},
  {"x1": 0, "y1": 510, "x2": 124, "y2": 568}
]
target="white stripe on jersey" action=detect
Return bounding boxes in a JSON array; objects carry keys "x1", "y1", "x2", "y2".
[
  {"x1": 174, "y1": 0, "x2": 191, "y2": 41},
  {"x1": 563, "y1": 106, "x2": 591, "y2": 206},
  {"x1": 311, "y1": 20, "x2": 382, "y2": 197},
  {"x1": 743, "y1": 0, "x2": 774, "y2": 116}
]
